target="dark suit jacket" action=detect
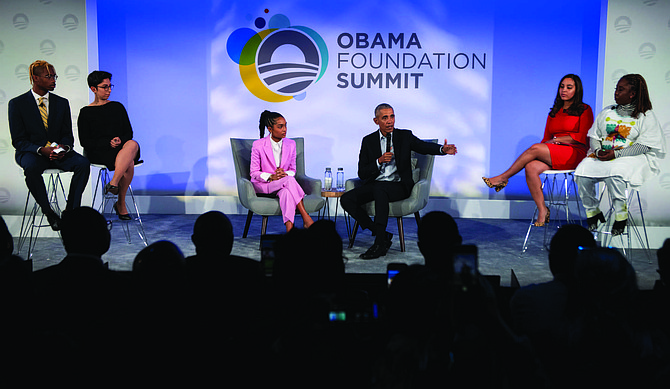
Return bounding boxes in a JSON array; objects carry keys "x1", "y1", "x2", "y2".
[
  {"x1": 357, "y1": 128, "x2": 443, "y2": 193},
  {"x1": 8, "y1": 90, "x2": 74, "y2": 159}
]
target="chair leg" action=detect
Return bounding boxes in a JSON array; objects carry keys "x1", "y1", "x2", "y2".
[
  {"x1": 17, "y1": 192, "x2": 32, "y2": 254},
  {"x1": 127, "y1": 185, "x2": 148, "y2": 246},
  {"x1": 20, "y1": 202, "x2": 40, "y2": 259},
  {"x1": 348, "y1": 220, "x2": 359, "y2": 249},
  {"x1": 243, "y1": 210, "x2": 253, "y2": 238},
  {"x1": 414, "y1": 212, "x2": 421, "y2": 227},
  {"x1": 94, "y1": 167, "x2": 115, "y2": 216},
  {"x1": 397, "y1": 217, "x2": 405, "y2": 252},
  {"x1": 627, "y1": 190, "x2": 652, "y2": 263},
  {"x1": 92, "y1": 167, "x2": 104, "y2": 211},
  {"x1": 18, "y1": 172, "x2": 65, "y2": 258},
  {"x1": 51, "y1": 173, "x2": 68, "y2": 213},
  {"x1": 521, "y1": 182, "x2": 544, "y2": 253},
  {"x1": 259, "y1": 216, "x2": 269, "y2": 250},
  {"x1": 261, "y1": 216, "x2": 268, "y2": 236}
]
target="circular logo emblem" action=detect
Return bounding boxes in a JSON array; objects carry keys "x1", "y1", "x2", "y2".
[
  {"x1": 40, "y1": 39, "x2": 56, "y2": 56},
  {"x1": 0, "y1": 188, "x2": 10, "y2": 204},
  {"x1": 614, "y1": 16, "x2": 632, "y2": 33},
  {"x1": 63, "y1": 14, "x2": 79, "y2": 31},
  {"x1": 64, "y1": 65, "x2": 81, "y2": 82},
  {"x1": 638, "y1": 42, "x2": 656, "y2": 59},
  {"x1": 227, "y1": 13, "x2": 328, "y2": 102},
  {"x1": 15, "y1": 64, "x2": 30, "y2": 81},
  {"x1": 13, "y1": 14, "x2": 29, "y2": 30},
  {"x1": 659, "y1": 173, "x2": 670, "y2": 190}
]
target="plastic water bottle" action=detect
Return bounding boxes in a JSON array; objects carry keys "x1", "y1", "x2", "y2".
[
  {"x1": 336, "y1": 167, "x2": 344, "y2": 191},
  {"x1": 324, "y1": 167, "x2": 332, "y2": 190}
]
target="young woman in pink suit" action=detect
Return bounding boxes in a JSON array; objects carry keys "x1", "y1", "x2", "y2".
[{"x1": 250, "y1": 110, "x2": 314, "y2": 232}]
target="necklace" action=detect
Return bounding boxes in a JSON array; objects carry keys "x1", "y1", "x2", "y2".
[{"x1": 615, "y1": 102, "x2": 635, "y2": 117}]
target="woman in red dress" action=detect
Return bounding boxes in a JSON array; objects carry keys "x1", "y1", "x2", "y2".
[{"x1": 483, "y1": 74, "x2": 594, "y2": 226}]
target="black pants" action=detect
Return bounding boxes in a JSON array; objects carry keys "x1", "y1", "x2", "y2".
[
  {"x1": 340, "y1": 181, "x2": 409, "y2": 244},
  {"x1": 16, "y1": 151, "x2": 90, "y2": 213}
]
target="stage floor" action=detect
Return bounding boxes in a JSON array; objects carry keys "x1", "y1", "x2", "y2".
[{"x1": 14, "y1": 213, "x2": 661, "y2": 290}]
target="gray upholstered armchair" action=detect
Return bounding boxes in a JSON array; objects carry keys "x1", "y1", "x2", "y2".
[
  {"x1": 345, "y1": 139, "x2": 437, "y2": 252},
  {"x1": 230, "y1": 138, "x2": 325, "y2": 241}
]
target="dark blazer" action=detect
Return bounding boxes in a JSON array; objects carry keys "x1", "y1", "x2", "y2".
[
  {"x1": 8, "y1": 90, "x2": 74, "y2": 158},
  {"x1": 357, "y1": 128, "x2": 443, "y2": 193}
]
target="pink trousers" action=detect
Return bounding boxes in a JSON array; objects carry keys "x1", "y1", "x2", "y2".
[{"x1": 253, "y1": 176, "x2": 305, "y2": 224}]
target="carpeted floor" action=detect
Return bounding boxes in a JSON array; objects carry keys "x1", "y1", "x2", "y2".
[{"x1": 14, "y1": 213, "x2": 660, "y2": 289}]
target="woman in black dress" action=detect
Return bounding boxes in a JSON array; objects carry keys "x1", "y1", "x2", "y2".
[{"x1": 78, "y1": 71, "x2": 140, "y2": 219}]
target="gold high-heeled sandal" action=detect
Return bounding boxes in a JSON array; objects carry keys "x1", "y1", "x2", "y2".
[
  {"x1": 483, "y1": 177, "x2": 508, "y2": 192},
  {"x1": 534, "y1": 207, "x2": 550, "y2": 227},
  {"x1": 494, "y1": 180, "x2": 508, "y2": 192}
]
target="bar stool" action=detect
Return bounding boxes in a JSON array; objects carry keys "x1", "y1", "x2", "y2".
[
  {"x1": 17, "y1": 169, "x2": 68, "y2": 259},
  {"x1": 595, "y1": 185, "x2": 652, "y2": 263},
  {"x1": 522, "y1": 169, "x2": 584, "y2": 253},
  {"x1": 91, "y1": 162, "x2": 147, "y2": 246}
]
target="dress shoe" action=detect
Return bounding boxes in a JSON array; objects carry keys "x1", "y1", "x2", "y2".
[
  {"x1": 611, "y1": 219, "x2": 627, "y2": 236},
  {"x1": 113, "y1": 201, "x2": 132, "y2": 221},
  {"x1": 587, "y1": 212, "x2": 606, "y2": 232},
  {"x1": 45, "y1": 212, "x2": 61, "y2": 231},
  {"x1": 360, "y1": 243, "x2": 388, "y2": 260}
]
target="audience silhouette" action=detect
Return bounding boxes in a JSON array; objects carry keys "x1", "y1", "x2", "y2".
[
  {"x1": 565, "y1": 246, "x2": 668, "y2": 388},
  {"x1": 183, "y1": 211, "x2": 266, "y2": 381},
  {"x1": 5, "y1": 209, "x2": 670, "y2": 386},
  {"x1": 267, "y1": 220, "x2": 378, "y2": 386},
  {"x1": 509, "y1": 223, "x2": 596, "y2": 384},
  {"x1": 417, "y1": 210, "x2": 463, "y2": 279},
  {"x1": 655, "y1": 238, "x2": 670, "y2": 291},
  {"x1": 0, "y1": 216, "x2": 34, "y2": 369},
  {"x1": 185, "y1": 210, "x2": 263, "y2": 302},
  {"x1": 30, "y1": 207, "x2": 131, "y2": 376}
]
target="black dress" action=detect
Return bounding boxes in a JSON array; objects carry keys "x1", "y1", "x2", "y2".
[{"x1": 77, "y1": 101, "x2": 140, "y2": 170}]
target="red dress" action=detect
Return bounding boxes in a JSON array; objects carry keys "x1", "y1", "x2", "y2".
[{"x1": 541, "y1": 104, "x2": 594, "y2": 170}]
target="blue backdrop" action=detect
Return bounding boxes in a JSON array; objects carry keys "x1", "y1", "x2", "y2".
[{"x1": 96, "y1": 0, "x2": 602, "y2": 199}]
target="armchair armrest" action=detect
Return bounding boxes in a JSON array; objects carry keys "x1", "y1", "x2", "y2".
[
  {"x1": 296, "y1": 174, "x2": 322, "y2": 196},
  {"x1": 236, "y1": 177, "x2": 256, "y2": 209},
  {"x1": 410, "y1": 178, "x2": 431, "y2": 208},
  {"x1": 345, "y1": 177, "x2": 363, "y2": 191}
]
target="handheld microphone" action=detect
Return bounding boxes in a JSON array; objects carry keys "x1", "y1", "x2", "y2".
[{"x1": 385, "y1": 133, "x2": 391, "y2": 153}]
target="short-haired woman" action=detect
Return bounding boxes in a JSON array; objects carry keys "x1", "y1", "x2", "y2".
[{"x1": 78, "y1": 70, "x2": 140, "y2": 220}]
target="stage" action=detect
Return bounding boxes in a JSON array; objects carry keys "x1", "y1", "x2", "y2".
[{"x1": 15, "y1": 213, "x2": 661, "y2": 290}]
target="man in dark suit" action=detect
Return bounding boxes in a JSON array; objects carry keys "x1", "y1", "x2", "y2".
[
  {"x1": 341, "y1": 103, "x2": 457, "y2": 259},
  {"x1": 8, "y1": 60, "x2": 90, "y2": 230}
]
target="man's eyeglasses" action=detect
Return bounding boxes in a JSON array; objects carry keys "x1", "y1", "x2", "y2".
[
  {"x1": 41, "y1": 74, "x2": 58, "y2": 80},
  {"x1": 96, "y1": 84, "x2": 114, "y2": 90}
]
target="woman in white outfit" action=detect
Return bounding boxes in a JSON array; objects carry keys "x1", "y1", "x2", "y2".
[{"x1": 575, "y1": 74, "x2": 666, "y2": 235}]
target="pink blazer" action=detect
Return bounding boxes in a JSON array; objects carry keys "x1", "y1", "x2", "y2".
[{"x1": 250, "y1": 136, "x2": 297, "y2": 188}]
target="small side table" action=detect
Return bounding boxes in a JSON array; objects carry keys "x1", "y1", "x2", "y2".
[{"x1": 320, "y1": 189, "x2": 351, "y2": 237}]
